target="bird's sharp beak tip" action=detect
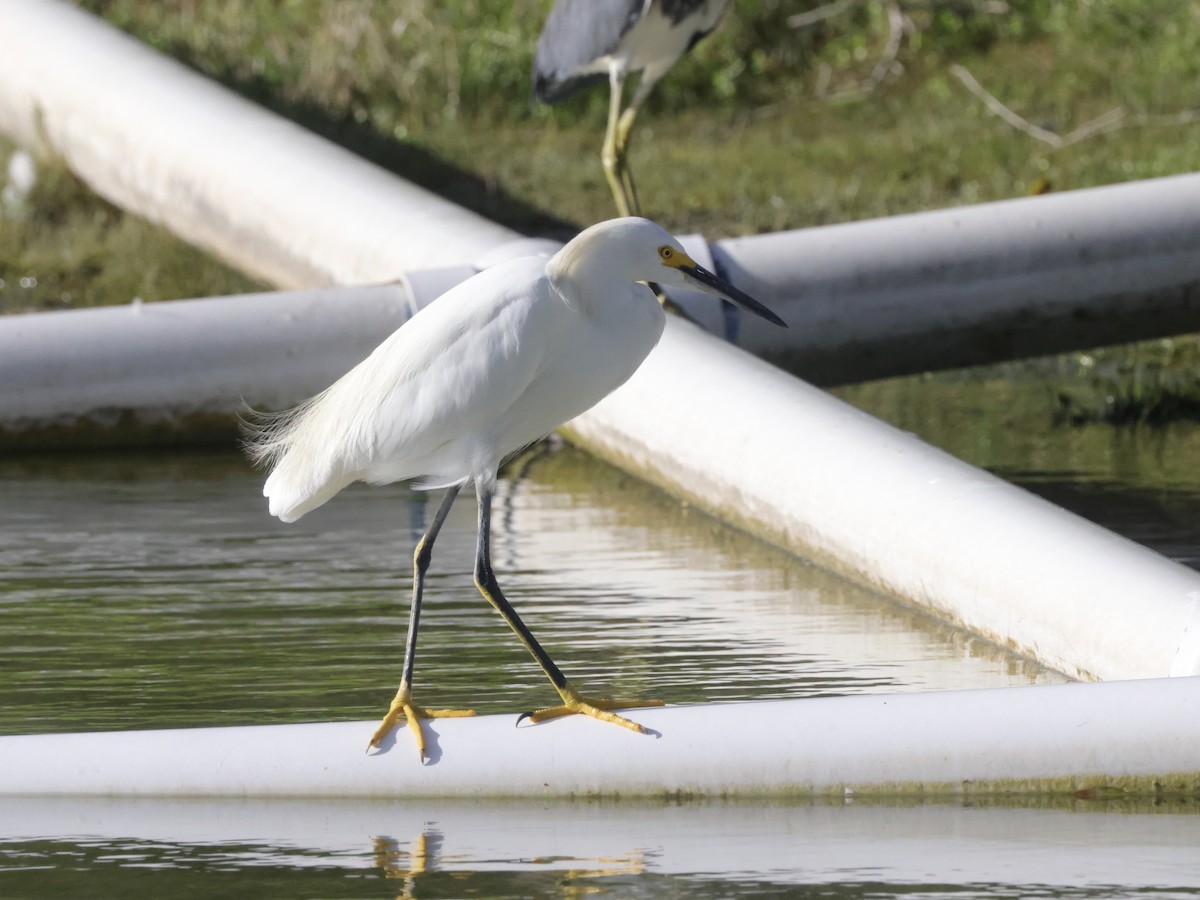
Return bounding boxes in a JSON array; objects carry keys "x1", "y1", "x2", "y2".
[{"x1": 678, "y1": 263, "x2": 786, "y2": 328}]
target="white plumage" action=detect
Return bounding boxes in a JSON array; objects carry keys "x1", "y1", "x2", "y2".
[
  {"x1": 249, "y1": 218, "x2": 675, "y2": 520},
  {"x1": 244, "y1": 216, "x2": 785, "y2": 760}
]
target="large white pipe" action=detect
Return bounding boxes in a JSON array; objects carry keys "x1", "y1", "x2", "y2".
[
  {"x1": 0, "y1": 0, "x2": 515, "y2": 286},
  {"x1": 1, "y1": 678, "x2": 1198, "y2": 798},
  {"x1": 0, "y1": 285, "x2": 415, "y2": 427},
  {"x1": 0, "y1": 280, "x2": 469, "y2": 430},
  {"x1": 712, "y1": 174, "x2": 1200, "y2": 384},
  {"x1": 6, "y1": 286, "x2": 1200, "y2": 682},
  {"x1": 566, "y1": 319, "x2": 1200, "y2": 683}
]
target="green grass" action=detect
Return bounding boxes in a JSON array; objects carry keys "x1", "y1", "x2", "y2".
[{"x1": 4, "y1": 1, "x2": 1200, "y2": 419}]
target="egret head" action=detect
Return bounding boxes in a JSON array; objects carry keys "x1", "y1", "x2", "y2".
[
  {"x1": 560, "y1": 218, "x2": 787, "y2": 328},
  {"x1": 649, "y1": 233, "x2": 787, "y2": 328}
]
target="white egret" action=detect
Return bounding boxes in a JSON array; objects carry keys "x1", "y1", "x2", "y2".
[
  {"x1": 246, "y1": 217, "x2": 786, "y2": 760},
  {"x1": 534, "y1": 0, "x2": 731, "y2": 216}
]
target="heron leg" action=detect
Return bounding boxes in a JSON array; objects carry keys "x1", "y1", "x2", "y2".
[
  {"x1": 609, "y1": 67, "x2": 667, "y2": 219},
  {"x1": 369, "y1": 484, "x2": 476, "y2": 759},
  {"x1": 472, "y1": 479, "x2": 662, "y2": 733},
  {"x1": 602, "y1": 65, "x2": 638, "y2": 217},
  {"x1": 611, "y1": 71, "x2": 663, "y2": 219}
]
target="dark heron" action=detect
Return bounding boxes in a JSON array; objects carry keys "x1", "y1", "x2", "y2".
[{"x1": 534, "y1": 0, "x2": 731, "y2": 217}]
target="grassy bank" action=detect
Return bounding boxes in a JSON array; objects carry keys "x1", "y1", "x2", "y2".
[{"x1": 3, "y1": 0, "x2": 1200, "y2": 419}]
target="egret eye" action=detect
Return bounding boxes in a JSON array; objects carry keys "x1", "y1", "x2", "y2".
[{"x1": 658, "y1": 246, "x2": 674, "y2": 261}]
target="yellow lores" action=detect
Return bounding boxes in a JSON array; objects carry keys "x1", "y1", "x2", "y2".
[{"x1": 246, "y1": 217, "x2": 786, "y2": 761}]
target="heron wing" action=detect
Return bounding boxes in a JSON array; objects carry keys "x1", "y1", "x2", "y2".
[{"x1": 533, "y1": 0, "x2": 645, "y2": 103}]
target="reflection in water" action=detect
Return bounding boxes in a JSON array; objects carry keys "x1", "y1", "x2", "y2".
[
  {"x1": 0, "y1": 444, "x2": 1061, "y2": 736},
  {"x1": 373, "y1": 828, "x2": 647, "y2": 900},
  {"x1": 2, "y1": 797, "x2": 1199, "y2": 898}
]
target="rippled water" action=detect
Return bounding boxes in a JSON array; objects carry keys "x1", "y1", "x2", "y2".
[
  {"x1": 3, "y1": 797, "x2": 1200, "y2": 898},
  {"x1": 0, "y1": 440, "x2": 1062, "y2": 737},
  {"x1": 5, "y1": 383, "x2": 1200, "y2": 899}
]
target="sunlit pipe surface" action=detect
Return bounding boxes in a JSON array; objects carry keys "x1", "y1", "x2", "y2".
[
  {"x1": 1, "y1": 679, "x2": 1199, "y2": 798},
  {"x1": 5, "y1": 293, "x2": 1200, "y2": 681},
  {"x1": 0, "y1": 0, "x2": 514, "y2": 286},
  {"x1": 567, "y1": 319, "x2": 1200, "y2": 682}
]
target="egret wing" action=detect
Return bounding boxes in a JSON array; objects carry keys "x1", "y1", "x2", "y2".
[
  {"x1": 365, "y1": 267, "x2": 560, "y2": 482},
  {"x1": 255, "y1": 260, "x2": 559, "y2": 520}
]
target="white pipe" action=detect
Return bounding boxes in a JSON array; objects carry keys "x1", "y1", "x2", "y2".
[
  {"x1": 713, "y1": 173, "x2": 1200, "y2": 383},
  {"x1": 566, "y1": 319, "x2": 1200, "y2": 682},
  {"x1": 5, "y1": 798, "x2": 1200, "y2": 888},
  {"x1": 0, "y1": 285, "x2": 419, "y2": 426},
  {"x1": 0, "y1": 0, "x2": 516, "y2": 286},
  {"x1": 7, "y1": 286, "x2": 1200, "y2": 682},
  {"x1": 1, "y1": 678, "x2": 1198, "y2": 798}
]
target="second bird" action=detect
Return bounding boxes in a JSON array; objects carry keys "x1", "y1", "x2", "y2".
[{"x1": 534, "y1": 0, "x2": 731, "y2": 217}]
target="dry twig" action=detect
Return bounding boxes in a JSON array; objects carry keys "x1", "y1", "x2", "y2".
[
  {"x1": 949, "y1": 63, "x2": 1200, "y2": 149},
  {"x1": 948, "y1": 63, "x2": 1064, "y2": 147},
  {"x1": 789, "y1": 0, "x2": 1009, "y2": 30},
  {"x1": 788, "y1": 0, "x2": 857, "y2": 29}
]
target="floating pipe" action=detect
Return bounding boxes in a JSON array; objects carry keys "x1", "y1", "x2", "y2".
[
  {"x1": 10, "y1": 293, "x2": 1198, "y2": 682},
  {"x1": 5, "y1": 284, "x2": 1200, "y2": 683},
  {"x1": 3, "y1": 0, "x2": 1200, "y2": 682},
  {"x1": 566, "y1": 319, "x2": 1200, "y2": 682},
  {"x1": 0, "y1": 284, "x2": 418, "y2": 429},
  {"x1": 1, "y1": 679, "x2": 1198, "y2": 798},
  {"x1": 714, "y1": 174, "x2": 1200, "y2": 384}
]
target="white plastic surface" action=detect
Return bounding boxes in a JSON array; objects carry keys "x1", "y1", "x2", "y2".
[
  {"x1": 1, "y1": 678, "x2": 1198, "y2": 798},
  {"x1": 10, "y1": 4, "x2": 1200, "y2": 389},
  {"x1": 0, "y1": 285, "x2": 415, "y2": 424},
  {"x1": 713, "y1": 173, "x2": 1200, "y2": 383},
  {"x1": 3, "y1": 0, "x2": 1199, "y2": 688},
  {"x1": 568, "y1": 319, "x2": 1200, "y2": 682},
  {"x1": 0, "y1": 0, "x2": 515, "y2": 287}
]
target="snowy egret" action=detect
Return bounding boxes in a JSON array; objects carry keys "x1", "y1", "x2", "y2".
[
  {"x1": 246, "y1": 217, "x2": 785, "y2": 760},
  {"x1": 534, "y1": 0, "x2": 731, "y2": 216}
]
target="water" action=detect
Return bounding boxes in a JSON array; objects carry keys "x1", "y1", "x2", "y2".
[
  {"x1": 4, "y1": 381, "x2": 1200, "y2": 897},
  {"x1": 3, "y1": 798, "x2": 1199, "y2": 898},
  {"x1": 0, "y1": 441, "x2": 1061, "y2": 737}
]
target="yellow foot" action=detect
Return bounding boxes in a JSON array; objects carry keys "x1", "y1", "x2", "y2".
[
  {"x1": 519, "y1": 683, "x2": 664, "y2": 733},
  {"x1": 368, "y1": 684, "x2": 475, "y2": 760}
]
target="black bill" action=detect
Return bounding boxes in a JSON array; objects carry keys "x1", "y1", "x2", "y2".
[{"x1": 678, "y1": 262, "x2": 787, "y2": 328}]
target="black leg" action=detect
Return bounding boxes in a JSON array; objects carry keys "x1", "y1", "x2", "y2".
[
  {"x1": 473, "y1": 479, "x2": 567, "y2": 689},
  {"x1": 472, "y1": 478, "x2": 660, "y2": 732},
  {"x1": 369, "y1": 484, "x2": 475, "y2": 757},
  {"x1": 401, "y1": 484, "x2": 461, "y2": 689}
]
